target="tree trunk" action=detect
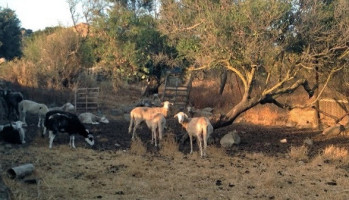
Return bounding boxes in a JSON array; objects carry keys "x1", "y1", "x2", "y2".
[
  {"x1": 212, "y1": 77, "x2": 317, "y2": 129},
  {"x1": 213, "y1": 95, "x2": 260, "y2": 128},
  {"x1": 314, "y1": 66, "x2": 321, "y2": 129}
]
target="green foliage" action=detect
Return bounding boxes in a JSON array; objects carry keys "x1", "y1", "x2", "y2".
[
  {"x1": 0, "y1": 7, "x2": 22, "y2": 60},
  {"x1": 18, "y1": 27, "x2": 92, "y2": 88},
  {"x1": 89, "y1": 3, "x2": 175, "y2": 82},
  {"x1": 160, "y1": 0, "x2": 293, "y2": 73}
]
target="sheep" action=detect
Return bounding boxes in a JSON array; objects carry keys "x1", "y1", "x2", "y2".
[
  {"x1": 18, "y1": 100, "x2": 49, "y2": 127},
  {"x1": 78, "y1": 112, "x2": 109, "y2": 124},
  {"x1": 174, "y1": 112, "x2": 213, "y2": 158},
  {"x1": 0, "y1": 90, "x2": 24, "y2": 120},
  {"x1": 49, "y1": 102, "x2": 75, "y2": 112},
  {"x1": 128, "y1": 101, "x2": 172, "y2": 140},
  {"x1": 43, "y1": 110, "x2": 94, "y2": 149},
  {"x1": 144, "y1": 113, "x2": 166, "y2": 147},
  {"x1": 0, "y1": 121, "x2": 26, "y2": 144}
]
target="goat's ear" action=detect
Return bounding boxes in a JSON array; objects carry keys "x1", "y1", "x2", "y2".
[{"x1": 174, "y1": 113, "x2": 178, "y2": 118}]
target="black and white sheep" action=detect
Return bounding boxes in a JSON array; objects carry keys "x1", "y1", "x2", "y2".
[
  {"x1": 0, "y1": 121, "x2": 26, "y2": 144},
  {"x1": 43, "y1": 110, "x2": 94, "y2": 149}
]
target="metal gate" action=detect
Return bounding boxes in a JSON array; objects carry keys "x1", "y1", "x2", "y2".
[
  {"x1": 74, "y1": 87, "x2": 100, "y2": 112},
  {"x1": 162, "y1": 73, "x2": 192, "y2": 108}
]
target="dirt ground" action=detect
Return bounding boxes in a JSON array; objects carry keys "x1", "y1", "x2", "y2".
[{"x1": 1, "y1": 85, "x2": 349, "y2": 200}]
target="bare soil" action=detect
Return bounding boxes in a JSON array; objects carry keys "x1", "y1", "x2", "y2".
[{"x1": 1, "y1": 85, "x2": 349, "y2": 200}]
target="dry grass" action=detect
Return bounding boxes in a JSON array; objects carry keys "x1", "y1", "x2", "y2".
[
  {"x1": 2, "y1": 129, "x2": 349, "y2": 200},
  {"x1": 289, "y1": 145, "x2": 309, "y2": 162},
  {"x1": 159, "y1": 133, "x2": 183, "y2": 159},
  {"x1": 130, "y1": 138, "x2": 147, "y2": 155},
  {"x1": 321, "y1": 145, "x2": 349, "y2": 166},
  {"x1": 323, "y1": 145, "x2": 349, "y2": 160}
]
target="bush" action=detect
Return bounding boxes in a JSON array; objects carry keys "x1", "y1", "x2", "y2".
[{"x1": 5, "y1": 27, "x2": 95, "y2": 89}]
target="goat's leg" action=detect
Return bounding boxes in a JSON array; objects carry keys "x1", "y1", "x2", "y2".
[
  {"x1": 153, "y1": 129, "x2": 157, "y2": 147},
  {"x1": 132, "y1": 121, "x2": 141, "y2": 140},
  {"x1": 19, "y1": 128, "x2": 25, "y2": 144},
  {"x1": 14, "y1": 106, "x2": 20, "y2": 120},
  {"x1": 69, "y1": 135, "x2": 76, "y2": 148},
  {"x1": 128, "y1": 117, "x2": 134, "y2": 134},
  {"x1": 21, "y1": 112, "x2": 27, "y2": 126},
  {"x1": 189, "y1": 135, "x2": 193, "y2": 154},
  {"x1": 203, "y1": 134, "x2": 208, "y2": 157},
  {"x1": 151, "y1": 129, "x2": 154, "y2": 145},
  {"x1": 48, "y1": 131, "x2": 56, "y2": 149},
  {"x1": 42, "y1": 127, "x2": 47, "y2": 137},
  {"x1": 37, "y1": 114, "x2": 41, "y2": 127},
  {"x1": 197, "y1": 135, "x2": 203, "y2": 158}
]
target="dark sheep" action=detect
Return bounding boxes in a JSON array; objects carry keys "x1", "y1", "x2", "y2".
[
  {"x1": 0, "y1": 122, "x2": 26, "y2": 144},
  {"x1": 0, "y1": 90, "x2": 24, "y2": 120}
]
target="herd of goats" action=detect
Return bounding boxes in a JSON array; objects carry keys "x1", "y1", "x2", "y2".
[{"x1": 0, "y1": 89, "x2": 214, "y2": 157}]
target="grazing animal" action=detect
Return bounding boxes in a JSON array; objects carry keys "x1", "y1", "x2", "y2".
[
  {"x1": 128, "y1": 101, "x2": 172, "y2": 140},
  {"x1": 174, "y1": 112, "x2": 213, "y2": 158},
  {"x1": 142, "y1": 77, "x2": 161, "y2": 97},
  {"x1": 49, "y1": 102, "x2": 75, "y2": 112},
  {"x1": 18, "y1": 100, "x2": 49, "y2": 127},
  {"x1": 43, "y1": 110, "x2": 94, "y2": 149},
  {"x1": 78, "y1": 112, "x2": 109, "y2": 124},
  {"x1": 0, "y1": 90, "x2": 23, "y2": 120},
  {"x1": 144, "y1": 113, "x2": 166, "y2": 147},
  {"x1": 0, "y1": 121, "x2": 26, "y2": 144}
]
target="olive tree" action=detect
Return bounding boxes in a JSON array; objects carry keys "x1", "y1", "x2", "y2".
[{"x1": 159, "y1": 0, "x2": 348, "y2": 128}]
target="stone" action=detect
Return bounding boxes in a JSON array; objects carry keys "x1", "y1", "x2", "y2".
[
  {"x1": 220, "y1": 130, "x2": 241, "y2": 148},
  {"x1": 304, "y1": 138, "x2": 313, "y2": 146},
  {"x1": 280, "y1": 138, "x2": 287, "y2": 143}
]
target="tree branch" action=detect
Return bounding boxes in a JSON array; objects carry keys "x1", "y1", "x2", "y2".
[{"x1": 220, "y1": 60, "x2": 248, "y2": 90}]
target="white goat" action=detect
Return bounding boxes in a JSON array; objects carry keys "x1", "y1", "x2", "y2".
[
  {"x1": 49, "y1": 102, "x2": 75, "y2": 112},
  {"x1": 145, "y1": 113, "x2": 166, "y2": 147},
  {"x1": 128, "y1": 101, "x2": 172, "y2": 140},
  {"x1": 18, "y1": 100, "x2": 49, "y2": 127},
  {"x1": 174, "y1": 112, "x2": 213, "y2": 158},
  {"x1": 78, "y1": 112, "x2": 109, "y2": 124}
]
